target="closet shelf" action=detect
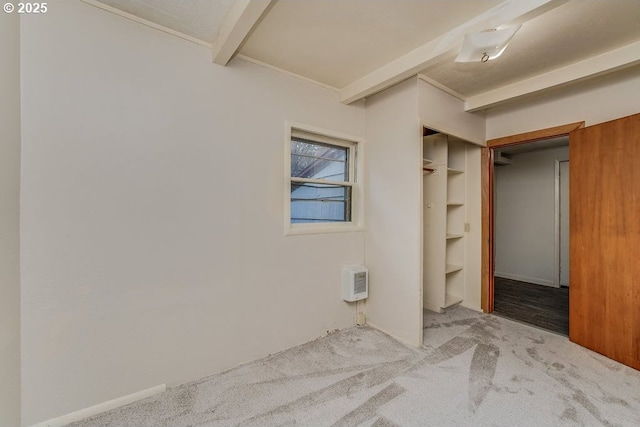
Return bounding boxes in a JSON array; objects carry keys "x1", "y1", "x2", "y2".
[
  {"x1": 423, "y1": 132, "x2": 471, "y2": 314},
  {"x1": 423, "y1": 159, "x2": 436, "y2": 174},
  {"x1": 445, "y1": 264, "x2": 463, "y2": 274},
  {"x1": 443, "y1": 293, "x2": 463, "y2": 308}
]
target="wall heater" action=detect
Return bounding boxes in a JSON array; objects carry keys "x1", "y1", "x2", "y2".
[{"x1": 342, "y1": 265, "x2": 368, "y2": 302}]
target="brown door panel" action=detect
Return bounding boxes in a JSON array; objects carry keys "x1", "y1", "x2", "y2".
[{"x1": 569, "y1": 112, "x2": 640, "y2": 370}]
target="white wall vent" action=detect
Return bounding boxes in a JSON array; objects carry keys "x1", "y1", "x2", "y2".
[{"x1": 342, "y1": 265, "x2": 368, "y2": 302}]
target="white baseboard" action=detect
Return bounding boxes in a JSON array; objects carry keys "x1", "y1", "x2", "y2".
[
  {"x1": 29, "y1": 384, "x2": 166, "y2": 427},
  {"x1": 460, "y1": 302, "x2": 483, "y2": 313},
  {"x1": 495, "y1": 272, "x2": 556, "y2": 288},
  {"x1": 423, "y1": 300, "x2": 442, "y2": 314}
]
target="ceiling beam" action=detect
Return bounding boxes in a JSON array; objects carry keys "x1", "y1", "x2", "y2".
[
  {"x1": 465, "y1": 40, "x2": 640, "y2": 112},
  {"x1": 338, "y1": 0, "x2": 567, "y2": 104},
  {"x1": 212, "y1": 0, "x2": 273, "y2": 66}
]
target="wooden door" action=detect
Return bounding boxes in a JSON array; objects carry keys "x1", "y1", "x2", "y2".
[{"x1": 570, "y1": 112, "x2": 640, "y2": 370}]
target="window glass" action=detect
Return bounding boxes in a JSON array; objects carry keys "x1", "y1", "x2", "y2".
[
  {"x1": 291, "y1": 138, "x2": 348, "y2": 181},
  {"x1": 290, "y1": 183, "x2": 351, "y2": 223}
]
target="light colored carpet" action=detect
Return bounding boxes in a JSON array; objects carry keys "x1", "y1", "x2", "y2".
[{"x1": 68, "y1": 307, "x2": 640, "y2": 426}]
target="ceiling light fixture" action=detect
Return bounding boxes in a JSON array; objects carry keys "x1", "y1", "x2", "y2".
[{"x1": 455, "y1": 25, "x2": 521, "y2": 63}]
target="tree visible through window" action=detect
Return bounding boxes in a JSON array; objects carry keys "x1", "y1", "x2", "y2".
[{"x1": 289, "y1": 131, "x2": 356, "y2": 224}]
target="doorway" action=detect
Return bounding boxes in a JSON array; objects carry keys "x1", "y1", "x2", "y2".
[
  {"x1": 480, "y1": 122, "x2": 585, "y2": 316},
  {"x1": 491, "y1": 138, "x2": 570, "y2": 334}
]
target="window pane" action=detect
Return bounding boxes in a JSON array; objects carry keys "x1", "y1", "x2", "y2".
[
  {"x1": 291, "y1": 138, "x2": 348, "y2": 181},
  {"x1": 290, "y1": 183, "x2": 351, "y2": 223}
]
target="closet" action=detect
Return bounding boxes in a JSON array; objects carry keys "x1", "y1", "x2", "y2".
[{"x1": 423, "y1": 130, "x2": 475, "y2": 313}]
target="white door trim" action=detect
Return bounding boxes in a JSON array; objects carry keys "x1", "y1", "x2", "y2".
[{"x1": 554, "y1": 156, "x2": 570, "y2": 288}]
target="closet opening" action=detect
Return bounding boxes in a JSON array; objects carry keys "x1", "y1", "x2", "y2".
[{"x1": 422, "y1": 126, "x2": 482, "y2": 315}]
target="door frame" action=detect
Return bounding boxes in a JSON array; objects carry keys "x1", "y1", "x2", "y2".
[
  {"x1": 555, "y1": 157, "x2": 570, "y2": 288},
  {"x1": 480, "y1": 122, "x2": 584, "y2": 312}
]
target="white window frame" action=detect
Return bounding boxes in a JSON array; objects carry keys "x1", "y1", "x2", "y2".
[{"x1": 285, "y1": 121, "x2": 364, "y2": 236}]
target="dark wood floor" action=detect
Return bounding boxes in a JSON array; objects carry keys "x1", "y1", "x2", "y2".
[{"x1": 494, "y1": 277, "x2": 569, "y2": 336}]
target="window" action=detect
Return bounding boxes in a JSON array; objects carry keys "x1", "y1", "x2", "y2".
[{"x1": 285, "y1": 125, "x2": 363, "y2": 235}]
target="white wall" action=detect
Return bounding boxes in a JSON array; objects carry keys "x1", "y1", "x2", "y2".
[
  {"x1": 20, "y1": 1, "x2": 365, "y2": 425},
  {"x1": 494, "y1": 146, "x2": 569, "y2": 286},
  {"x1": 418, "y1": 79, "x2": 486, "y2": 146},
  {"x1": 0, "y1": 10, "x2": 22, "y2": 427},
  {"x1": 364, "y1": 78, "x2": 423, "y2": 346},
  {"x1": 486, "y1": 66, "x2": 640, "y2": 138}
]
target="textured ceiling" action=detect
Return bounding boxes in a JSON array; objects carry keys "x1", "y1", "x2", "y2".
[
  {"x1": 421, "y1": 0, "x2": 640, "y2": 98},
  {"x1": 239, "y1": 0, "x2": 502, "y2": 88},
  {"x1": 97, "y1": 0, "x2": 234, "y2": 42},
  {"x1": 90, "y1": 0, "x2": 640, "y2": 109}
]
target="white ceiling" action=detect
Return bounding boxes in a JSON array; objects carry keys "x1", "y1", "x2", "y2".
[
  {"x1": 86, "y1": 0, "x2": 640, "y2": 111},
  {"x1": 423, "y1": 0, "x2": 640, "y2": 97},
  {"x1": 97, "y1": 0, "x2": 234, "y2": 42},
  {"x1": 239, "y1": 0, "x2": 502, "y2": 88}
]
